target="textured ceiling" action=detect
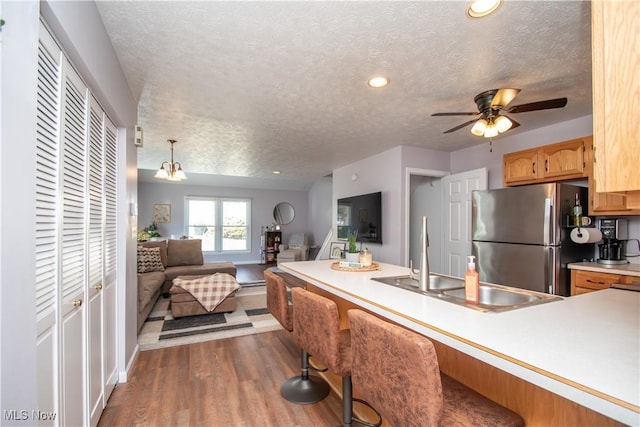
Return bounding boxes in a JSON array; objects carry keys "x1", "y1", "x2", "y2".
[{"x1": 96, "y1": 1, "x2": 592, "y2": 190}]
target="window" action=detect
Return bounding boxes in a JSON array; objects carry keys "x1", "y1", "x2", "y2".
[{"x1": 185, "y1": 197, "x2": 250, "y2": 252}]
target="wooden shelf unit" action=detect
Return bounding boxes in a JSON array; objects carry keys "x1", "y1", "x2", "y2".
[{"x1": 260, "y1": 230, "x2": 281, "y2": 264}]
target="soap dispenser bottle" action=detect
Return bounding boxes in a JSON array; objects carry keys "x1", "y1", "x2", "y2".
[{"x1": 465, "y1": 255, "x2": 479, "y2": 304}]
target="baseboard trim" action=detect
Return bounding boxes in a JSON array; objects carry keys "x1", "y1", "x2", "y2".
[{"x1": 118, "y1": 344, "x2": 139, "y2": 383}]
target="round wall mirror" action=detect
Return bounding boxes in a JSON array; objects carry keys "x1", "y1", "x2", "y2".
[{"x1": 273, "y1": 202, "x2": 295, "y2": 225}]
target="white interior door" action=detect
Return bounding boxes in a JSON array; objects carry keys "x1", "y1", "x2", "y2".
[{"x1": 441, "y1": 168, "x2": 487, "y2": 277}]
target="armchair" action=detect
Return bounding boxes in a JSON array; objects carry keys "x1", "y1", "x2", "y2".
[{"x1": 277, "y1": 233, "x2": 309, "y2": 264}]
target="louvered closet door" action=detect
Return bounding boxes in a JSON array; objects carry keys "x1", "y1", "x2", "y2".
[
  {"x1": 60, "y1": 57, "x2": 88, "y2": 427},
  {"x1": 102, "y1": 118, "x2": 118, "y2": 405},
  {"x1": 87, "y1": 95, "x2": 104, "y2": 427},
  {"x1": 36, "y1": 22, "x2": 121, "y2": 426},
  {"x1": 35, "y1": 26, "x2": 61, "y2": 418}
]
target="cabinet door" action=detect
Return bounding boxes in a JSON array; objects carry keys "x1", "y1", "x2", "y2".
[
  {"x1": 591, "y1": 190, "x2": 629, "y2": 212},
  {"x1": 539, "y1": 139, "x2": 585, "y2": 180},
  {"x1": 503, "y1": 149, "x2": 538, "y2": 186},
  {"x1": 592, "y1": 1, "x2": 640, "y2": 192}
]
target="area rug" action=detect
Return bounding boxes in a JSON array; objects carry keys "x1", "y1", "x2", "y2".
[{"x1": 137, "y1": 285, "x2": 282, "y2": 351}]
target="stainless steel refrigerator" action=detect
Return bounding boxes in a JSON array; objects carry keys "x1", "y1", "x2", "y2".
[{"x1": 472, "y1": 183, "x2": 593, "y2": 296}]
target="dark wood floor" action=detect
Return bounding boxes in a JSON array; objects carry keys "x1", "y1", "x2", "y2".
[
  {"x1": 235, "y1": 263, "x2": 270, "y2": 284},
  {"x1": 99, "y1": 329, "x2": 343, "y2": 426},
  {"x1": 235, "y1": 263, "x2": 308, "y2": 289}
]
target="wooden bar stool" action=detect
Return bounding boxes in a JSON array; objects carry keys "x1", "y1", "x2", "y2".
[
  {"x1": 348, "y1": 309, "x2": 525, "y2": 427},
  {"x1": 264, "y1": 270, "x2": 329, "y2": 404},
  {"x1": 291, "y1": 287, "x2": 381, "y2": 427}
]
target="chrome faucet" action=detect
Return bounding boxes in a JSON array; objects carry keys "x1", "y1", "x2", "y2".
[{"x1": 410, "y1": 216, "x2": 430, "y2": 292}]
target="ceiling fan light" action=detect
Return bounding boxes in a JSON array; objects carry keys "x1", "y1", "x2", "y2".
[
  {"x1": 484, "y1": 124, "x2": 499, "y2": 138},
  {"x1": 471, "y1": 119, "x2": 488, "y2": 136},
  {"x1": 495, "y1": 115, "x2": 513, "y2": 133},
  {"x1": 468, "y1": 0, "x2": 502, "y2": 18}
]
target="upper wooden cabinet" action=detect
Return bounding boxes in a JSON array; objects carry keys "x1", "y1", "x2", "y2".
[
  {"x1": 539, "y1": 140, "x2": 586, "y2": 180},
  {"x1": 504, "y1": 136, "x2": 640, "y2": 215},
  {"x1": 591, "y1": 1, "x2": 640, "y2": 193},
  {"x1": 503, "y1": 138, "x2": 587, "y2": 186}
]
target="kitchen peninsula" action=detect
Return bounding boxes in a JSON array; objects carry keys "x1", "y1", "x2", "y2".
[{"x1": 279, "y1": 260, "x2": 639, "y2": 426}]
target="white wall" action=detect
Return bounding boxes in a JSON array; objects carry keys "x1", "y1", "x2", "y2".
[
  {"x1": 1, "y1": 1, "x2": 40, "y2": 417},
  {"x1": 332, "y1": 146, "x2": 453, "y2": 265},
  {"x1": 138, "y1": 181, "x2": 310, "y2": 264},
  {"x1": 410, "y1": 176, "x2": 443, "y2": 272},
  {"x1": 308, "y1": 179, "x2": 333, "y2": 248},
  {"x1": 333, "y1": 147, "x2": 403, "y2": 264}
]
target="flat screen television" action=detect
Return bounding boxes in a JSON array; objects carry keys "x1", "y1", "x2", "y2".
[{"x1": 337, "y1": 191, "x2": 382, "y2": 244}]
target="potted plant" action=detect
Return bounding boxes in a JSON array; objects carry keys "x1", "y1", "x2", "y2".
[
  {"x1": 142, "y1": 222, "x2": 162, "y2": 241},
  {"x1": 345, "y1": 230, "x2": 359, "y2": 262}
]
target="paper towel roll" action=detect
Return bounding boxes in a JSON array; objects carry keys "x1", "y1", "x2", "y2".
[{"x1": 570, "y1": 227, "x2": 603, "y2": 244}]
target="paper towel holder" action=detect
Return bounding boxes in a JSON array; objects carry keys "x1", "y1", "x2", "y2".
[{"x1": 564, "y1": 215, "x2": 593, "y2": 228}]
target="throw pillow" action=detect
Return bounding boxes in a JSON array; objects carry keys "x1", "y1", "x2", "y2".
[
  {"x1": 140, "y1": 239, "x2": 168, "y2": 267},
  {"x1": 167, "y1": 239, "x2": 204, "y2": 266},
  {"x1": 137, "y1": 246, "x2": 165, "y2": 273}
]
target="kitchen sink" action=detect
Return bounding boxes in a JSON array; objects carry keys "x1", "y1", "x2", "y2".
[
  {"x1": 371, "y1": 273, "x2": 561, "y2": 312},
  {"x1": 372, "y1": 274, "x2": 464, "y2": 293}
]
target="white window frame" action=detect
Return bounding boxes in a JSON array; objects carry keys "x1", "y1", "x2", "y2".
[{"x1": 184, "y1": 196, "x2": 251, "y2": 253}]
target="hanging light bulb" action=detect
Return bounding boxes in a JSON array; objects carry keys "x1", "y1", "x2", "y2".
[
  {"x1": 495, "y1": 115, "x2": 513, "y2": 133},
  {"x1": 470, "y1": 118, "x2": 488, "y2": 136},
  {"x1": 484, "y1": 122, "x2": 499, "y2": 138}
]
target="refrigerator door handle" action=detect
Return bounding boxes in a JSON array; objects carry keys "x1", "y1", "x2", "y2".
[
  {"x1": 544, "y1": 197, "x2": 553, "y2": 246},
  {"x1": 546, "y1": 246, "x2": 559, "y2": 294}
]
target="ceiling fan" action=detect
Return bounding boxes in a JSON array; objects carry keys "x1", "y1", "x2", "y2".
[{"x1": 432, "y1": 88, "x2": 567, "y2": 138}]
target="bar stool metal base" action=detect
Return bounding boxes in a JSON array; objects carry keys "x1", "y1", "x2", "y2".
[
  {"x1": 280, "y1": 374, "x2": 330, "y2": 404},
  {"x1": 281, "y1": 349, "x2": 330, "y2": 404}
]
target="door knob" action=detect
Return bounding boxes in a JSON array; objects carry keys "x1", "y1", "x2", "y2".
[
  {"x1": 94, "y1": 284, "x2": 103, "y2": 291},
  {"x1": 71, "y1": 299, "x2": 83, "y2": 307}
]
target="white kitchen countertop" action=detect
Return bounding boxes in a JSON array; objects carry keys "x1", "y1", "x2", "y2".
[
  {"x1": 279, "y1": 259, "x2": 640, "y2": 426},
  {"x1": 569, "y1": 261, "x2": 640, "y2": 277}
]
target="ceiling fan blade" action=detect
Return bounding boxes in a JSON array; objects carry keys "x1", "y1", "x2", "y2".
[
  {"x1": 443, "y1": 119, "x2": 478, "y2": 134},
  {"x1": 508, "y1": 97, "x2": 568, "y2": 113},
  {"x1": 490, "y1": 88, "x2": 521, "y2": 109},
  {"x1": 431, "y1": 112, "x2": 478, "y2": 117}
]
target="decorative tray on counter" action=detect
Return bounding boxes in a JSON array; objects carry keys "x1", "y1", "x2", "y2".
[{"x1": 331, "y1": 261, "x2": 380, "y2": 272}]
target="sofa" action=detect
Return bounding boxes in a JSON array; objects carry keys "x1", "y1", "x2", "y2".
[{"x1": 137, "y1": 239, "x2": 237, "y2": 332}]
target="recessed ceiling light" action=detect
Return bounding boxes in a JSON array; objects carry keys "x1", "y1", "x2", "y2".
[
  {"x1": 272, "y1": 170, "x2": 281, "y2": 175},
  {"x1": 368, "y1": 76, "x2": 390, "y2": 88},
  {"x1": 467, "y1": 0, "x2": 502, "y2": 18}
]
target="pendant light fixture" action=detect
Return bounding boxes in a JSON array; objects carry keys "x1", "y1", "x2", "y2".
[{"x1": 154, "y1": 139, "x2": 187, "y2": 181}]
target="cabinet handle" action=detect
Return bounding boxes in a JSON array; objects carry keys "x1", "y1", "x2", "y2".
[
  {"x1": 94, "y1": 284, "x2": 103, "y2": 291},
  {"x1": 545, "y1": 159, "x2": 548, "y2": 172},
  {"x1": 71, "y1": 299, "x2": 83, "y2": 307},
  {"x1": 586, "y1": 279, "x2": 606, "y2": 285},
  {"x1": 532, "y1": 162, "x2": 536, "y2": 175}
]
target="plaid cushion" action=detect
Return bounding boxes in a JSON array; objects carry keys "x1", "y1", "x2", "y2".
[
  {"x1": 173, "y1": 273, "x2": 240, "y2": 312},
  {"x1": 137, "y1": 246, "x2": 165, "y2": 273}
]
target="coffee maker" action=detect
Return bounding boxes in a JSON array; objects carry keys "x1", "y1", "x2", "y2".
[{"x1": 597, "y1": 218, "x2": 629, "y2": 265}]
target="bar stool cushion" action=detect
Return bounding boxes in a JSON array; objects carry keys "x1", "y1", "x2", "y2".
[
  {"x1": 348, "y1": 310, "x2": 524, "y2": 427},
  {"x1": 264, "y1": 269, "x2": 293, "y2": 331},
  {"x1": 291, "y1": 287, "x2": 352, "y2": 377}
]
